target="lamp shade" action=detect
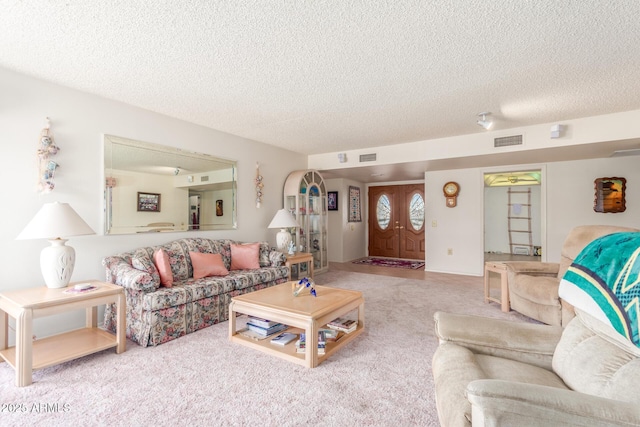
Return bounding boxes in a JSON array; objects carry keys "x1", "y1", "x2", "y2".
[
  {"x1": 17, "y1": 202, "x2": 95, "y2": 240},
  {"x1": 268, "y1": 209, "x2": 299, "y2": 252},
  {"x1": 17, "y1": 202, "x2": 95, "y2": 288},
  {"x1": 268, "y1": 209, "x2": 299, "y2": 229}
]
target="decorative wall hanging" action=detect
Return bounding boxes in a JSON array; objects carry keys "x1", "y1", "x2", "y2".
[
  {"x1": 255, "y1": 162, "x2": 264, "y2": 208},
  {"x1": 348, "y1": 186, "x2": 362, "y2": 222},
  {"x1": 594, "y1": 177, "x2": 626, "y2": 213},
  {"x1": 216, "y1": 200, "x2": 223, "y2": 216},
  {"x1": 328, "y1": 191, "x2": 338, "y2": 211},
  {"x1": 37, "y1": 117, "x2": 60, "y2": 193},
  {"x1": 443, "y1": 181, "x2": 460, "y2": 207}
]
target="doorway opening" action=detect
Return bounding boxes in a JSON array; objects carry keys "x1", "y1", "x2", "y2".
[
  {"x1": 368, "y1": 184, "x2": 425, "y2": 260},
  {"x1": 483, "y1": 170, "x2": 542, "y2": 263}
]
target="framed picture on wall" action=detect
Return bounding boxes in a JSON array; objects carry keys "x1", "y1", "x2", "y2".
[
  {"x1": 328, "y1": 191, "x2": 338, "y2": 211},
  {"x1": 594, "y1": 177, "x2": 626, "y2": 213},
  {"x1": 137, "y1": 192, "x2": 161, "y2": 212},
  {"x1": 348, "y1": 186, "x2": 362, "y2": 222},
  {"x1": 216, "y1": 200, "x2": 223, "y2": 216}
]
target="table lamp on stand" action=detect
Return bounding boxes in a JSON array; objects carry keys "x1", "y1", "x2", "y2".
[
  {"x1": 268, "y1": 209, "x2": 300, "y2": 252},
  {"x1": 17, "y1": 202, "x2": 95, "y2": 288}
]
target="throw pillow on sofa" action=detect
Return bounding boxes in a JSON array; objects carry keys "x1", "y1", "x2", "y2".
[
  {"x1": 230, "y1": 242, "x2": 260, "y2": 270},
  {"x1": 153, "y1": 249, "x2": 174, "y2": 287},
  {"x1": 190, "y1": 251, "x2": 229, "y2": 279}
]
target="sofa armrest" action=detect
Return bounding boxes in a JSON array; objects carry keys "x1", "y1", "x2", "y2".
[
  {"x1": 467, "y1": 380, "x2": 640, "y2": 427},
  {"x1": 102, "y1": 256, "x2": 158, "y2": 292},
  {"x1": 268, "y1": 250, "x2": 286, "y2": 267},
  {"x1": 434, "y1": 311, "x2": 562, "y2": 369},
  {"x1": 503, "y1": 261, "x2": 559, "y2": 276}
]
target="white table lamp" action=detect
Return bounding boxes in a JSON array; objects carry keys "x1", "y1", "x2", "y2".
[
  {"x1": 268, "y1": 209, "x2": 299, "y2": 252},
  {"x1": 17, "y1": 202, "x2": 95, "y2": 288}
]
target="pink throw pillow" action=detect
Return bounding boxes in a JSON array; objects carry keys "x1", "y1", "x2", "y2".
[
  {"x1": 190, "y1": 252, "x2": 229, "y2": 279},
  {"x1": 230, "y1": 243, "x2": 260, "y2": 270},
  {"x1": 153, "y1": 249, "x2": 174, "y2": 288}
]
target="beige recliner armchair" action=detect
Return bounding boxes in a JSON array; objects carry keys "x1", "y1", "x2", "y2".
[
  {"x1": 432, "y1": 310, "x2": 640, "y2": 427},
  {"x1": 504, "y1": 225, "x2": 638, "y2": 326}
]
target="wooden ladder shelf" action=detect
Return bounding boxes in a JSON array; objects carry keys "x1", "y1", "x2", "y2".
[{"x1": 507, "y1": 188, "x2": 533, "y2": 255}]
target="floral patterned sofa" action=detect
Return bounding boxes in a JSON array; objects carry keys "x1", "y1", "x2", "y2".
[{"x1": 102, "y1": 238, "x2": 288, "y2": 347}]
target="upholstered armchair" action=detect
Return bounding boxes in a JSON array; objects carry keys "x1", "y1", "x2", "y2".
[
  {"x1": 432, "y1": 310, "x2": 640, "y2": 427},
  {"x1": 433, "y1": 230, "x2": 640, "y2": 426},
  {"x1": 504, "y1": 225, "x2": 638, "y2": 326}
]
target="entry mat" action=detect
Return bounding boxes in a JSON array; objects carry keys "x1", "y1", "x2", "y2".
[{"x1": 352, "y1": 257, "x2": 425, "y2": 270}]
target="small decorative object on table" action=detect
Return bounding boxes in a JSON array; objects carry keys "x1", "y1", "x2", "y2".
[
  {"x1": 287, "y1": 241, "x2": 296, "y2": 255},
  {"x1": 293, "y1": 277, "x2": 317, "y2": 297}
]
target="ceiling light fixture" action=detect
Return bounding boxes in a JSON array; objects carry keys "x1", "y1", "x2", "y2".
[{"x1": 477, "y1": 112, "x2": 493, "y2": 130}]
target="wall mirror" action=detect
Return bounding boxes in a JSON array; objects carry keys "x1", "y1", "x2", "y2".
[
  {"x1": 104, "y1": 135, "x2": 237, "y2": 235},
  {"x1": 594, "y1": 177, "x2": 626, "y2": 213}
]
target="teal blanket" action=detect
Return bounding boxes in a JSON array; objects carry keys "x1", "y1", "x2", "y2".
[{"x1": 559, "y1": 231, "x2": 640, "y2": 347}]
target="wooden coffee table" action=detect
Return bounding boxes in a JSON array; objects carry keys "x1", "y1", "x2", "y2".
[{"x1": 229, "y1": 282, "x2": 364, "y2": 368}]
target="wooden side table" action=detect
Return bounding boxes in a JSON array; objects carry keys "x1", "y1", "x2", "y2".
[
  {"x1": 0, "y1": 280, "x2": 125, "y2": 387},
  {"x1": 484, "y1": 262, "x2": 510, "y2": 312},
  {"x1": 285, "y1": 252, "x2": 314, "y2": 281}
]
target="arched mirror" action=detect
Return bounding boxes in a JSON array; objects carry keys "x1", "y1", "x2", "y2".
[{"x1": 104, "y1": 135, "x2": 237, "y2": 235}]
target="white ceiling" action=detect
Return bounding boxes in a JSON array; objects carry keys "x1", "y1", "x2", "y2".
[{"x1": 2, "y1": 1, "x2": 640, "y2": 162}]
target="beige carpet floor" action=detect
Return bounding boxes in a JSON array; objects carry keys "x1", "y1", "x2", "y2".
[{"x1": 0, "y1": 270, "x2": 531, "y2": 426}]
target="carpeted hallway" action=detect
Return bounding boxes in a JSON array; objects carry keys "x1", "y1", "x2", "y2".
[{"x1": 0, "y1": 269, "x2": 531, "y2": 426}]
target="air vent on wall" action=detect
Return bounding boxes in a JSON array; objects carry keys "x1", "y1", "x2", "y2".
[
  {"x1": 200, "y1": 176, "x2": 209, "y2": 182},
  {"x1": 494, "y1": 135, "x2": 523, "y2": 148},
  {"x1": 359, "y1": 153, "x2": 377, "y2": 162}
]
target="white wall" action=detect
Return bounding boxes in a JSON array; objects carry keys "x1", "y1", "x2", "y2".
[
  {"x1": 425, "y1": 169, "x2": 485, "y2": 276},
  {"x1": 0, "y1": 67, "x2": 306, "y2": 339},
  {"x1": 426, "y1": 155, "x2": 640, "y2": 276},
  {"x1": 545, "y1": 156, "x2": 640, "y2": 261},
  {"x1": 325, "y1": 178, "x2": 367, "y2": 262},
  {"x1": 484, "y1": 185, "x2": 541, "y2": 254}
]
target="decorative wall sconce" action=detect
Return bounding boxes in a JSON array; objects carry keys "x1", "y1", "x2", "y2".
[
  {"x1": 255, "y1": 162, "x2": 264, "y2": 208},
  {"x1": 37, "y1": 117, "x2": 60, "y2": 193}
]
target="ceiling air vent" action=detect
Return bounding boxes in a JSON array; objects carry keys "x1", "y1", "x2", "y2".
[
  {"x1": 359, "y1": 153, "x2": 377, "y2": 162},
  {"x1": 200, "y1": 176, "x2": 209, "y2": 182},
  {"x1": 494, "y1": 135, "x2": 523, "y2": 148}
]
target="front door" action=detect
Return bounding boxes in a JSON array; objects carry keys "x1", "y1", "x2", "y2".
[{"x1": 368, "y1": 184, "x2": 425, "y2": 260}]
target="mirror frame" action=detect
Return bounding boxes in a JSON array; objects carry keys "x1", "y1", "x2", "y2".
[{"x1": 104, "y1": 134, "x2": 237, "y2": 235}]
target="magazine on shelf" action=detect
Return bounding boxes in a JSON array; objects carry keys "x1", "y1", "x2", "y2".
[
  {"x1": 320, "y1": 328, "x2": 344, "y2": 342},
  {"x1": 270, "y1": 332, "x2": 298, "y2": 346},
  {"x1": 295, "y1": 332, "x2": 327, "y2": 354},
  {"x1": 327, "y1": 317, "x2": 357, "y2": 333},
  {"x1": 247, "y1": 316, "x2": 280, "y2": 329},
  {"x1": 246, "y1": 322, "x2": 287, "y2": 336}
]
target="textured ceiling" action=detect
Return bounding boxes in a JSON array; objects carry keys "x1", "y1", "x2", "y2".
[{"x1": 2, "y1": 1, "x2": 640, "y2": 155}]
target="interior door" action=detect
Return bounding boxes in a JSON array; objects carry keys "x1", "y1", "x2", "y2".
[{"x1": 369, "y1": 184, "x2": 425, "y2": 260}]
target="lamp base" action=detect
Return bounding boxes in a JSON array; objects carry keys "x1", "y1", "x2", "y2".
[
  {"x1": 275, "y1": 229, "x2": 292, "y2": 252},
  {"x1": 40, "y1": 239, "x2": 76, "y2": 288}
]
